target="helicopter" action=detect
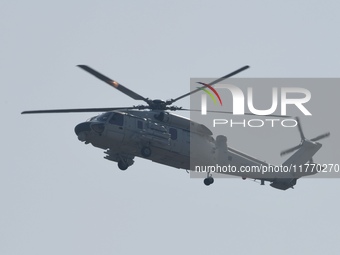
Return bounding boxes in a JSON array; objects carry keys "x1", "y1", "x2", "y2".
[{"x1": 22, "y1": 65, "x2": 330, "y2": 190}]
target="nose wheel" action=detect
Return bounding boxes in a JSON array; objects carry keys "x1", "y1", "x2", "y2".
[
  {"x1": 118, "y1": 160, "x2": 129, "y2": 170},
  {"x1": 117, "y1": 155, "x2": 134, "y2": 171}
]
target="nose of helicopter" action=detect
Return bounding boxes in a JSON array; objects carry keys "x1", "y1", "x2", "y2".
[
  {"x1": 74, "y1": 122, "x2": 92, "y2": 141},
  {"x1": 75, "y1": 122, "x2": 91, "y2": 135}
]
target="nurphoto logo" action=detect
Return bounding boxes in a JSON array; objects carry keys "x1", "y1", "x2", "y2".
[{"x1": 200, "y1": 84, "x2": 311, "y2": 116}]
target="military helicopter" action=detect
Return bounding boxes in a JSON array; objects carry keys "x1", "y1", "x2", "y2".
[{"x1": 22, "y1": 65, "x2": 330, "y2": 190}]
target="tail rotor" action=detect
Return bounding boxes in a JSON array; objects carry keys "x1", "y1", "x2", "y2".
[{"x1": 280, "y1": 117, "x2": 330, "y2": 160}]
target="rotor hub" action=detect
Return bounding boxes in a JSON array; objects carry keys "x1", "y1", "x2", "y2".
[{"x1": 148, "y1": 99, "x2": 167, "y2": 110}]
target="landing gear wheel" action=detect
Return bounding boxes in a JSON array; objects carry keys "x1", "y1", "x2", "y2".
[
  {"x1": 118, "y1": 160, "x2": 129, "y2": 170},
  {"x1": 204, "y1": 176, "x2": 214, "y2": 186},
  {"x1": 141, "y1": 146, "x2": 151, "y2": 158}
]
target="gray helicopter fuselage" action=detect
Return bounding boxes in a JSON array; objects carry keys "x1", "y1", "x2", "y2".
[{"x1": 74, "y1": 110, "x2": 324, "y2": 190}]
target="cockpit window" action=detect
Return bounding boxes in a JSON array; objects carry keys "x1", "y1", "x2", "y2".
[
  {"x1": 109, "y1": 113, "x2": 124, "y2": 126},
  {"x1": 97, "y1": 112, "x2": 112, "y2": 122}
]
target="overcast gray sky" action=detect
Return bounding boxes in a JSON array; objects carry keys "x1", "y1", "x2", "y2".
[{"x1": 2, "y1": 1, "x2": 340, "y2": 254}]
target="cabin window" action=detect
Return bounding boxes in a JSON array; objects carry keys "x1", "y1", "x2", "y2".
[
  {"x1": 109, "y1": 113, "x2": 124, "y2": 126},
  {"x1": 169, "y1": 128, "x2": 177, "y2": 140},
  {"x1": 137, "y1": 120, "x2": 143, "y2": 129}
]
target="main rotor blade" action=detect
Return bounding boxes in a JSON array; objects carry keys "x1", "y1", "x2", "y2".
[
  {"x1": 21, "y1": 107, "x2": 140, "y2": 114},
  {"x1": 310, "y1": 132, "x2": 330, "y2": 142},
  {"x1": 168, "y1": 65, "x2": 250, "y2": 105},
  {"x1": 179, "y1": 108, "x2": 290, "y2": 118},
  {"x1": 78, "y1": 65, "x2": 149, "y2": 103},
  {"x1": 280, "y1": 144, "x2": 302, "y2": 156}
]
